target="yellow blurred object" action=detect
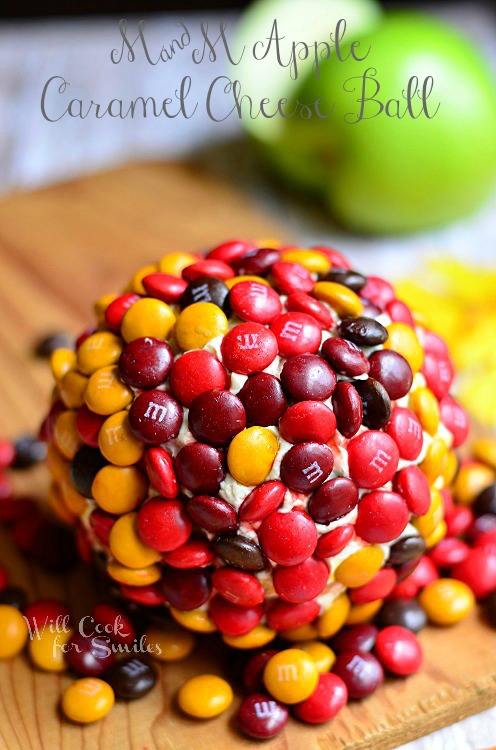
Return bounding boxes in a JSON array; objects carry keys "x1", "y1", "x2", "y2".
[{"x1": 396, "y1": 258, "x2": 496, "y2": 427}]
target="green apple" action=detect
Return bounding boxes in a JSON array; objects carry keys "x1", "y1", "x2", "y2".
[
  {"x1": 265, "y1": 12, "x2": 496, "y2": 233},
  {"x1": 233, "y1": 0, "x2": 382, "y2": 152}
]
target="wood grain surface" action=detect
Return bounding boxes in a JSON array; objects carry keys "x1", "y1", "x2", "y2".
[{"x1": 0, "y1": 161, "x2": 495, "y2": 750}]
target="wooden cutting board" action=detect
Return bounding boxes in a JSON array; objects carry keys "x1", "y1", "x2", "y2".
[{"x1": 0, "y1": 161, "x2": 495, "y2": 750}]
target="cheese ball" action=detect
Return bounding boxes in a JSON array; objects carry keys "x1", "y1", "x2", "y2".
[{"x1": 42, "y1": 241, "x2": 468, "y2": 641}]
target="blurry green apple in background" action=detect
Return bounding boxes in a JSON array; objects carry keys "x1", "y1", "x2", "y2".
[
  {"x1": 236, "y1": 7, "x2": 496, "y2": 234},
  {"x1": 233, "y1": 0, "x2": 382, "y2": 151}
]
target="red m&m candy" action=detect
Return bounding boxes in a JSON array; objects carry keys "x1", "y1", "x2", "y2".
[
  {"x1": 144, "y1": 447, "x2": 178, "y2": 498},
  {"x1": 286, "y1": 292, "x2": 333, "y2": 329},
  {"x1": 279, "y1": 401, "x2": 336, "y2": 445},
  {"x1": 238, "y1": 480, "x2": 285, "y2": 523},
  {"x1": 221, "y1": 323, "x2": 278, "y2": 375},
  {"x1": 374, "y1": 626, "x2": 423, "y2": 676},
  {"x1": 273, "y1": 556, "x2": 329, "y2": 603},
  {"x1": 169, "y1": 350, "x2": 228, "y2": 407},
  {"x1": 259, "y1": 510, "x2": 318, "y2": 566},
  {"x1": 385, "y1": 407, "x2": 423, "y2": 460},
  {"x1": 348, "y1": 431, "x2": 399, "y2": 490},
  {"x1": 212, "y1": 568, "x2": 265, "y2": 607},
  {"x1": 355, "y1": 491, "x2": 409, "y2": 544},
  {"x1": 137, "y1": 497, "x2": 192, "y2": 553},
  {"x1": 229, "y1": 281, "x2": 282, "y2": 324},
  {"x1": 293, "y1": 673, "x2": 348, "y2": 724},
  {"x1": 270, "y1": 313, "x2": 322, "y2": 357},
  {"x1": 393, "y1": 465, "x2": 431, "y2": 516},
  {"x1": 271, "y1": 260, "x2": 314, "y2": 294}
]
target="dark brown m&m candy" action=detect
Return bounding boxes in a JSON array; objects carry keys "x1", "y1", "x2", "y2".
[
  {"x1": 70, "y1": 446, "x2": 108, "y2": 498},
  {"x1": 106, "y1": 657, "x2": 157, "y2": 700},
  {"x1": 338, "y1": 317, "x2": 388, "y2": 347},
  {"x1": 213, "y1": 533, "x2": 267, "y2": 572},
  {"x1": 180, "y1": 277, "x2": 230, "y2": 312}
]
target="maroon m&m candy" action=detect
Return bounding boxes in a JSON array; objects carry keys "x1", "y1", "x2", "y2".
[
  {"x1": 237, "y1": 373, "x2": 287, "y2": 427},
  {"x1": 119, "y1": 337, "x2": 173, "y2": 389},
  {"x1": 259, "y1": 510, "x2": 318, "y2": 566},
  {"x1": 281, "y1": 353, "x2": 337, "y2": 401},
  {"x1": 293, "y1": 673, "x2": 348, "y2": 724},
  {"x1": 231, "y1": 247, "x2": 280, "y2": 276},
  {"x1": 137, "y1": 497, "x2": 192, "y2": 553},
  {"x1": 270, "y1": 313, "x2": 322, "y2": 357},
  {"x1": 332, "y1": 624, "x2": 378, "y2": 654},
  {"x1": 186, "y1": 495, "x2": 238, "y2": 533},
  {"x1": 188, "y1": 389, "x2": 246, "y2": 446},
  {"x1": 243, "y1": 651, "x2": 278, "y2": 693},
  {"x1": 385, "y1": 407, "x2": 423, "y2": 460},
  {"x1": 308, "y1": 477, "x2": 359, "y2": 525},
  {"x1": 273, "y1": 556, "x2": 329, "y2": 603},
  {"x1": 347, "y1": 431, "x2": 399, "y2": 490},
  {"x1": 229, "y1": 281, "x2": 282, "y2": 324},
  {"x1": 66, "y1": 633, "x2": 115, "y2": 676},
  {"x1": 174, "y1": 443, "x2": 225, "y2": 495},
  {"x1": 238, "y1": 694, "x2": 289, "y2": 739},
  {"x1": 374, "y1": 626, "x2": 423, "y2": 676},
  {"x1": 129, "y1": 390, "x2": 182, "y2": 444},
  {"x1": 331, "y1": 382, "x2": 363, "y2": 438},
  {"x1": 169, "y1": 350, "x2": 228, "y2": 407},
  {"x1": 163, "y1": 568, "x2": 211, "y2": 610},
  {"x1": 355, "y1": 491, "x2": 409, "y2": 544},
  {"x1": 322, "y1": 337, "x2": 370, "y2": 377},
  {"x1": 332, "y1": 650, "x2": 384, "y2": 698},
  {"x1": 280, "y1": 443, "x2": 334, "y2": 493},
  {"x1": 221, "y1": 323, "x2": 278, "y2": 375},
  {"x1": 368, "y1": 350, "x2": 413, "y2": 401}
]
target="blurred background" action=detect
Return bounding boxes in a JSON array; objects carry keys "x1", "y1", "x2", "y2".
[{"x1": 0, "y1": 1, "x2": 495, "y2": 747}]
